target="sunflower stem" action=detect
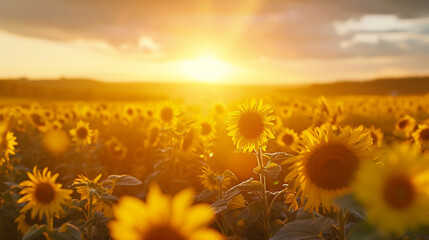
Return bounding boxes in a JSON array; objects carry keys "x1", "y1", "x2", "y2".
[
  {"x1": 47, "y1": 209, "x2": 53, "y2": 232},
  {"x1": 88, "y1": 189, "x2": 94, "y2": 240},
  {"x1": 337, "y1": 208, "x2": 347, "y2": 240},
  {"x1": 256, "y1": 148, "x2": 270, "y2": 240}
]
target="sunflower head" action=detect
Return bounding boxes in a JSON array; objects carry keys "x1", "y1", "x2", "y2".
[
  {"x1": 18, "y1": 166, "x2": 72, "y2": 220},
  {"x1": 284, "y1": 124, "x2": 378, "y2": 212},
  {"x1": 198, "y1": 118, "x2": 216, "y2": 141},
  {"x1": 106, "y1": 138, "x2": 127, "y2": 160},
  {"x1": 369, "y1": 126, "x2": 384, "y2": 148},
  {"x1": 15, "y1": 210, "x2": 44, "y2": 234},
  {"x1": 412, "y1": 124, "x2": 429, "y2": 150},
  {"x1": 395, "y1": 115, "x2": 416, "y2": 138},
  {"x1": 145, "y1": 122, "x2": 161, "y2": 147},
  {"x1": 226, "y1": 99, "x2": 275, "y2": 152},
  {"x1": 42, "y1": 130, "x2": 70, "y2": 156},
  {"x1": 354, "y1": 144, "x2": 429, "y2": 236},
  {"x1": 156, "y1": 101, "x2": 181, "y2": 127},
  {"x1": 70, "y1": 120, "x2": 93, "y2": 145},
  {"x1": 198, "y1": 166, "x2": 237, "y2": 191},
  {"x1": 180, "y1": 127, "x2": 198, "y2": 157},
  {"x1": 276, "y1": 128, "x2": 299, "y2": 152},
  {"x1": 109, "y1": 184, "x2": 223, "y2": 240},
  {"x1": 1, "y1": 130, "x2": 17, "y2": 164},
  {"x1": 73, "y1": 173, "x2": 104, "y2": 202},
  {"x1": 28, "y1": 110, "x2": 48, "y2": 132}
]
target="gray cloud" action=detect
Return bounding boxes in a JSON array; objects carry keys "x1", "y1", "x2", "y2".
[{"x1": 1, "y1": 0, "x2": 429, "y2": 59}]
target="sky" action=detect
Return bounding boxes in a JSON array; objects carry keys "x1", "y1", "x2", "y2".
[{"x1": 1, "y1": 0, "x2": 429, "y2": 85}]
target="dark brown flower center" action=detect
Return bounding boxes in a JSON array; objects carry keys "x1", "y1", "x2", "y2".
[
  {"x1": 238, "y1": 112, "x2": 264, "y2": 139},
  {"x1": 282, "y1": 134, "x2": 294, "y2": 146},
  {"x1": 420, "y1": 128, "x2": 429, "y2": 141},
  {"x1": 110, "y1": 143, "x2": 124, "y2": 157},
  {"x1": 215, "y1": 104, "x2": 224, "y2": 114},
  {"x1": 76, "y1": 127, "x2": 88, "y2": 139},
  {"x1": 35, "y1": 182, "x2": 55, "y2": 204},
  {"x1": 370, "y1": 132, "x2": 378, "y2": 145},
  {"x1": 142, "y1": 225, "x2": 186, "y2": 240},
  {"x1": 127, "y1": 108, "x2": 134, "y2": 116},
  {"x1": 306, "y1": 145, "x2": 359, "y2": 190},
  {"x1": 398, "y1": 119, "x2": 409, "y2": 129},
  {"x1": 31, "y1": 113, "x2": 45, "y2": 126},
  {"x1": 161, "y1": 108, "x2": 173, "y2": 122},
  {"x1": 201, "y1": 122, "x2": 212, "y2": 136},
  {"x1": 383, "y1": 174, "x2": 415, "y2": 210}
]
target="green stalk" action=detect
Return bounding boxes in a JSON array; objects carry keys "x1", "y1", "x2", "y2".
[
  {"x1": 256, "y1": 149, "x2": 270, "y2": 240},
  {"x1": 337, "y1": 208, "x2": 348, "y2": 240},
  {"x1": 47, "y1": 209, "x2": 53, "y2": 232},
  {"x1": 88, "y1": 189, "x2": 94, "y2": 240}
]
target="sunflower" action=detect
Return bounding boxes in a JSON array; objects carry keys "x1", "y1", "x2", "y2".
[
  {"x1": 50, "y1": 120, "x2": 63, "y2": 131},
  {"x1": 226, "y1": 99, "x2": 275, "y2": 152},
  {"x1": 395, "y1": 115, "x2": 416, "y2": 138},
  {"x1": 1, "y1": 130, "x2": 18, "y2": 165},
  {"x1": 15, "y1": 210, "x2": 43, "y2": 234},
  {"x1": 145, "y1": 122, "x2": 161, "y2": 147},
  {"x1": 212, "y1": 102, "x2": 226, "y2": 115},
  {"x1": 276, "y1": 128, "x2": 299, "y2": 153},
  {"x1": 42, "y1": 130, "x2": 70, "y2": 156},
  {"x1": 278, "y1": 106, "x2": 293, "y2": 119},
  {"x1": 180, "y1": 127, "x2": 198, "y2": 157},
  {"x1": 106, "y1": 138, "x2": 128, "y2": 160},
  {"x1": 73, "y1": 173, "x2": 103, "y2": 201},
  {"x1": 284, "y1": 124, "x2": 378, "y2": 212},
  {"x1": 271, "y1": 114, "x2": 283, "y2": 130},
  {"x1": 27, "y1": 110, "x2": 48, "y2": 132},
  {"x1": 156, "y1": 101, "x2": 181, "y2": 127},
  {"x1": 18, "y1": 166, "x2": 72, "y2": 220},
  {"x1": 369, "y1": 126, "x2": 384, "y2": 148},
  {"x1": 70, "y1": 120, "x2": 93, "y2": 145},
  {"x1": 0, "y1": 123, "x2": 6, "y2": 146},
  {"x1": 198, "y1": 166, "x2": 237, "y2": 191},
  {"x1": 73, "y1": 173, "x2": 116, "y2": 218},
  {"x1": 109, "y1": 184, "x2": 223, "y2": 240},
  {"x1": 197, "y1": 118, "x2": 216, "y2": 141},
  {"x1": 353, "y1": 144, "x2": 429, "y2": 236},
  {"x1": 412, "y1": 124, "x2": 429, "y2": 150}
]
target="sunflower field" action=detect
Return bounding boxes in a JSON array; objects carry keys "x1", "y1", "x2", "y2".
[{"x1": 1, "y1": 95, "x2": 429, "y2": 240}]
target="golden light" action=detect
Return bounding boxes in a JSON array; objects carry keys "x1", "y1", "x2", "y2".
[{"x1": 180, "y1": 56, "x2": 233, "y2": 83}]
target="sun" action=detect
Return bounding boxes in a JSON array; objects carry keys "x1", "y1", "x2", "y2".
[{"x1": 180, "y1": 56, "x2": 233, "y2": 83}]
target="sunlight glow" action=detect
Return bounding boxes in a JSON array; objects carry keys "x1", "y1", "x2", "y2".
[{"x1": 180, "y1": 56, "x2": 233, "y2": 83}]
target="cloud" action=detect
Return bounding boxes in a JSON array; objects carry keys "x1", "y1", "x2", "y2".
[{"x1": 0, "y1": 0, "x2": 429, "y2": 60}]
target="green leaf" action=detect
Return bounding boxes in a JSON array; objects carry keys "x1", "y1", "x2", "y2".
[
  {"x1": 224, "y1": 178, "x2": 257, "y2": 200},
  {"x1": 211, "y1": 178, "x2": 256, "y2": 214},
  {"x1": 271, "y1": 219, "x2": 286, "y2": 235},
  {"x1": 271, "y1": 217, "x2": 335, "y2": 240},
  {"x1": 99, "y1": 193, "x2": 119, "y2": 203},
  {"x1": 349, "y1": 222, "x2": 382, "y2": 240},
  {"x1": 333, "y1": 194, "x2": 366, "y2": 220},
  {"x1": 223, "y1": 170, "x2": 238, "y2": 182},
  {"x1": 22, "y1": 224, "x2": 47, "y2": 240},
  {"x1": 264, "y1": 152, "x2": 293, "y2": 162},
  {"x1": 195, "y1": 188, "x2": 218, "y2": 202},
  {"x1": 107, "y1": 175, "x2": 142, "y2": 186},
  {"x1": 48, "y1": 223, "x2": 82, "y2": 240},
  {"x1": 253, "y1": 163, "x2": 281, "y2": 179},
  {"x1": 240, "y1": 200, "x2": 263, "y2": 224},
  {"x1": 415, "y1": 224, "x2": 429, "y2": 236}
]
